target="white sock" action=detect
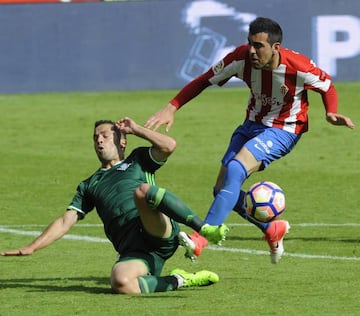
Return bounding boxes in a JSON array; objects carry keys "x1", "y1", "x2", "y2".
[{"x1": 172, "y1": 274, "x2": 184, "y2": 288}]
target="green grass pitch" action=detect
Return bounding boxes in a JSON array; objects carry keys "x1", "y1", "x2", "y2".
[{"x1": 0, "y1": 82, "x2": 359, "y2": 315}]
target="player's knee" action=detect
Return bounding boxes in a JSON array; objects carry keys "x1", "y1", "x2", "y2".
[{"x1": 111, "y1": 274, "x2": 136, "y2": 295}]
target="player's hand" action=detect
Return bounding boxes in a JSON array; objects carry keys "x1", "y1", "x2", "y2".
[
  {"x1": 0, "y1": 246, "x2": 34, "y2": 256},
  {"x1": 115, "y1": 117, "x2": 137, "y2": 135},
  {"x1": 326, "y1": 113, "x2": 355, "y2": 129},
  {"x1": 144, "y1": 103, "x2": 177, "y2": 132}
]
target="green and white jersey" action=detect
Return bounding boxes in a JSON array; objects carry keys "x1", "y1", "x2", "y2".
[{"x1": 68, "y1": 146, "x2": 164, "y2": 249}]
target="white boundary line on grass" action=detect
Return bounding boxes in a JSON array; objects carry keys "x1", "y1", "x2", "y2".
[
  {"x1": 2, "y1": 223, "x2": 360, "y2": 228},
  {"x1": 0, "y1": 226, "x2": 109, "y2": 243},
  {"x1": 207, "y1": 246, "x2": 360, "y2": 261},
  {"x1": 1, "y1": 223, "x2": 359, "y2": 262}
]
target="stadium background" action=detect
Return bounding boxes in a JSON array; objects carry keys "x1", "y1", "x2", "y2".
[
  {"x1": 0, "y1": 0, "x2": 359, "y2": 93},
  {"x1": 0, "y1": 2, "x2": 359, "y2": 314}
]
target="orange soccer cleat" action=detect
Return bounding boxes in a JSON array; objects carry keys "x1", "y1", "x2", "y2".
[{"x1": 264, "y1": 220, "x2": 290, "y2": 264}]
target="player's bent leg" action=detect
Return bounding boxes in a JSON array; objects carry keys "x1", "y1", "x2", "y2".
[
  {"x1": 134, "y1": 183, "x2": 173, "y2": 238},
  {"x1": 205, "y1": 159, "x2": 248, "y2": 225},
  {"x1": 142, "y1": 184, "x2": 205, "y2": 233},
  {"x1": 111, "y1": 259, "x2": 148, "y2": 294}
]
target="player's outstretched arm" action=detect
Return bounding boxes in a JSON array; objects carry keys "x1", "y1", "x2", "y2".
[
  {"x1": 145, "y1": 72, "x2": 212, "y2": 132},
  {"x1": 326, "y1": 112, "x2": 355, "y2": 129},
  {"x1": 0, "y1": 210, "x2": 79, "y2": 256},
  {"x1": 116, "y1": 117, "x2": 176, "y2": 162},
  {"x1": 144, "y1": 103, "x2": 177, "y2": 132}
]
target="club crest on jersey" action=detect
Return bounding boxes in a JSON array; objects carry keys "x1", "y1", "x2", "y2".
[
  {"x1": 117, "y1": 163, "x2": 132, "y2": 171},
  {"x1": 212, "y1": 60, "x2": 224, "y2": 74},
  {"x1": 319, "y1": 71, "x2": 327, "y2": 82},
  {"x1": 280, "y1": 84, "x2": 289, "y2": 96}
]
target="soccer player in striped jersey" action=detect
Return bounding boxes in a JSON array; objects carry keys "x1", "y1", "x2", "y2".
[
  {"x1": 145, "y1": 17, "x2": 355, "y2": 264},
  {"x1": 0, "y1": 117, "x2": 229, "y2": 294}
]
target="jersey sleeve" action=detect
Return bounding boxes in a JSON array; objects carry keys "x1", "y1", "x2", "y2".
[
  {"x1": 67, "y1": 180, "x2": 95, "y2": 220},
  {"x1": 170, "y1": 45, "x2": 249, "y2": 109},
  {"x1": 170, "y1": 72, "x2": 212, "y2": 109},
  {"x1": 321, "y1": 83, "x2": 338, "y2": 113},
  {"x1": 131, "y1": 147, "x2": 164, "y2": 174},
  {"x1": 300, "y1": 55, "x2": 338, "y2": 113},
  {"x1": 208, "y1": 44, "x2": 248, "y2": 86},
  {"x1": 282, "y1": 49, "x2": 337, "y2": 114}
]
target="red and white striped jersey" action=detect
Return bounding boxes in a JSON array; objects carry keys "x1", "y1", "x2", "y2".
[
  {"x1": 171, "y1": 44, "x2": 338, "y2": 135},
  {"x1": 209, "y1": 45, "x2": 333, "y2": 134}
]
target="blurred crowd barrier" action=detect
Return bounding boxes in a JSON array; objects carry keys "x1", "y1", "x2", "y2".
[{"x1": 0, "y1": 0, "x2": 359, "y2": 93}]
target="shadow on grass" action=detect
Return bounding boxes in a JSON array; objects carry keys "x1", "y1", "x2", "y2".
[
  {"x1": 0, "y1": 276, "x2": 189, "y2": 297},
  {"x1": 0, "y1": 276, "x2": 113, "y2": 294}
]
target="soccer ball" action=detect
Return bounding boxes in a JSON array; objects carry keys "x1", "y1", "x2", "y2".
[{"x1": 245, "y1": 181, "x2": 286, "y2": 222}]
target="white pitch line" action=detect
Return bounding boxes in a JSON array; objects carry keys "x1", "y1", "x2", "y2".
[
  {"x1": 1, "y1": 225, "x2": 359, "y2": 262},
  {"x1": 2, "y1": 223, "x2": 360, "y2": 228},
  {"x1": 207, "y1": 246, "x2": 360, "y2": 261},
  {"x1": 0, "y1": 227, "x2": 109, "y2": 243},
  {"x1": 0, "y1": 224, "x2": 104, "y2": 228},
  {"x1": 228, "y1": 223, "x2": 360, "y2": 227}
]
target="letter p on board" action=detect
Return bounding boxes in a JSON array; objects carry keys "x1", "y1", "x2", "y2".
[{"x1": 314, "y1": 15, "x2": 360, "y2": 76}]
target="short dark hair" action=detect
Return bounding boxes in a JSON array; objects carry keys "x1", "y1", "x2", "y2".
[
  {"x1": 94, "y1": 120, "x2": 122, "y2": 143},
  {"x1": 94, "y1": 119, "x2": 114, "y2": 129},
  {"x1": 249, "y1": 17, "x2": 283, "y2": 45}
]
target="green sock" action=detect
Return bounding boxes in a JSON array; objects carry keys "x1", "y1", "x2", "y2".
[
  {"x1": 146, "y1": 185, "x2": 204, "y2": 232},
  {"x1": 138, "y1": 275, "x2": 178, "y2": 293}
]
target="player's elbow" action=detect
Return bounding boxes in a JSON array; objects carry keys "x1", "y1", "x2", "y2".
[
  {"x1": 160, "y1": 138, "x2": 177, "y2": 155},
  {"x1": 166, "y1": 138, "x2": 177, "y2": 154}
]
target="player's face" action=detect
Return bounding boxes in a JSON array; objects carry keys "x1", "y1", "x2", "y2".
[
  {"x1": 93, "y1": 123, "x2": 120, "y2": 164},
  {"x1": 248, "y1": 32, "x2": 279, "y2": 70}
]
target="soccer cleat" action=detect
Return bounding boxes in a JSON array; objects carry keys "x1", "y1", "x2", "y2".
[
  {"x1": 178, "y1": 224, "x2": 229, "y2": 261},
  {"x1": 200, "y1": 223, "x2": 229, "y2": 245},
  {"x1": 264, "y1": 220, "x2": 290, "y2": 264},
  {"x1": 170, "y1": 268, "x2": 219, "y2": 287},
  {"x1": 178, "y1": 231, "x2": 208, "y2": 261}
]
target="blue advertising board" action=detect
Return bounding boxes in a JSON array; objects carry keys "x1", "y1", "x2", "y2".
[{"x1": 0, "y1": 0, "x2": 359, "y2": 93}]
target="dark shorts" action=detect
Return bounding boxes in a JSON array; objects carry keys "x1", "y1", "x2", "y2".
[{"x1": 114, "y1": 217, "x2": 180, "y2": 276}]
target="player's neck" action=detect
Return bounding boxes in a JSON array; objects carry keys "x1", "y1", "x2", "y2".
[
  {"x1": 264, "y1": 51, "x2": 280, "y2": 70},
  {"x1": 101, "y1": 158, "x2": 122, "y2": 169}
]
